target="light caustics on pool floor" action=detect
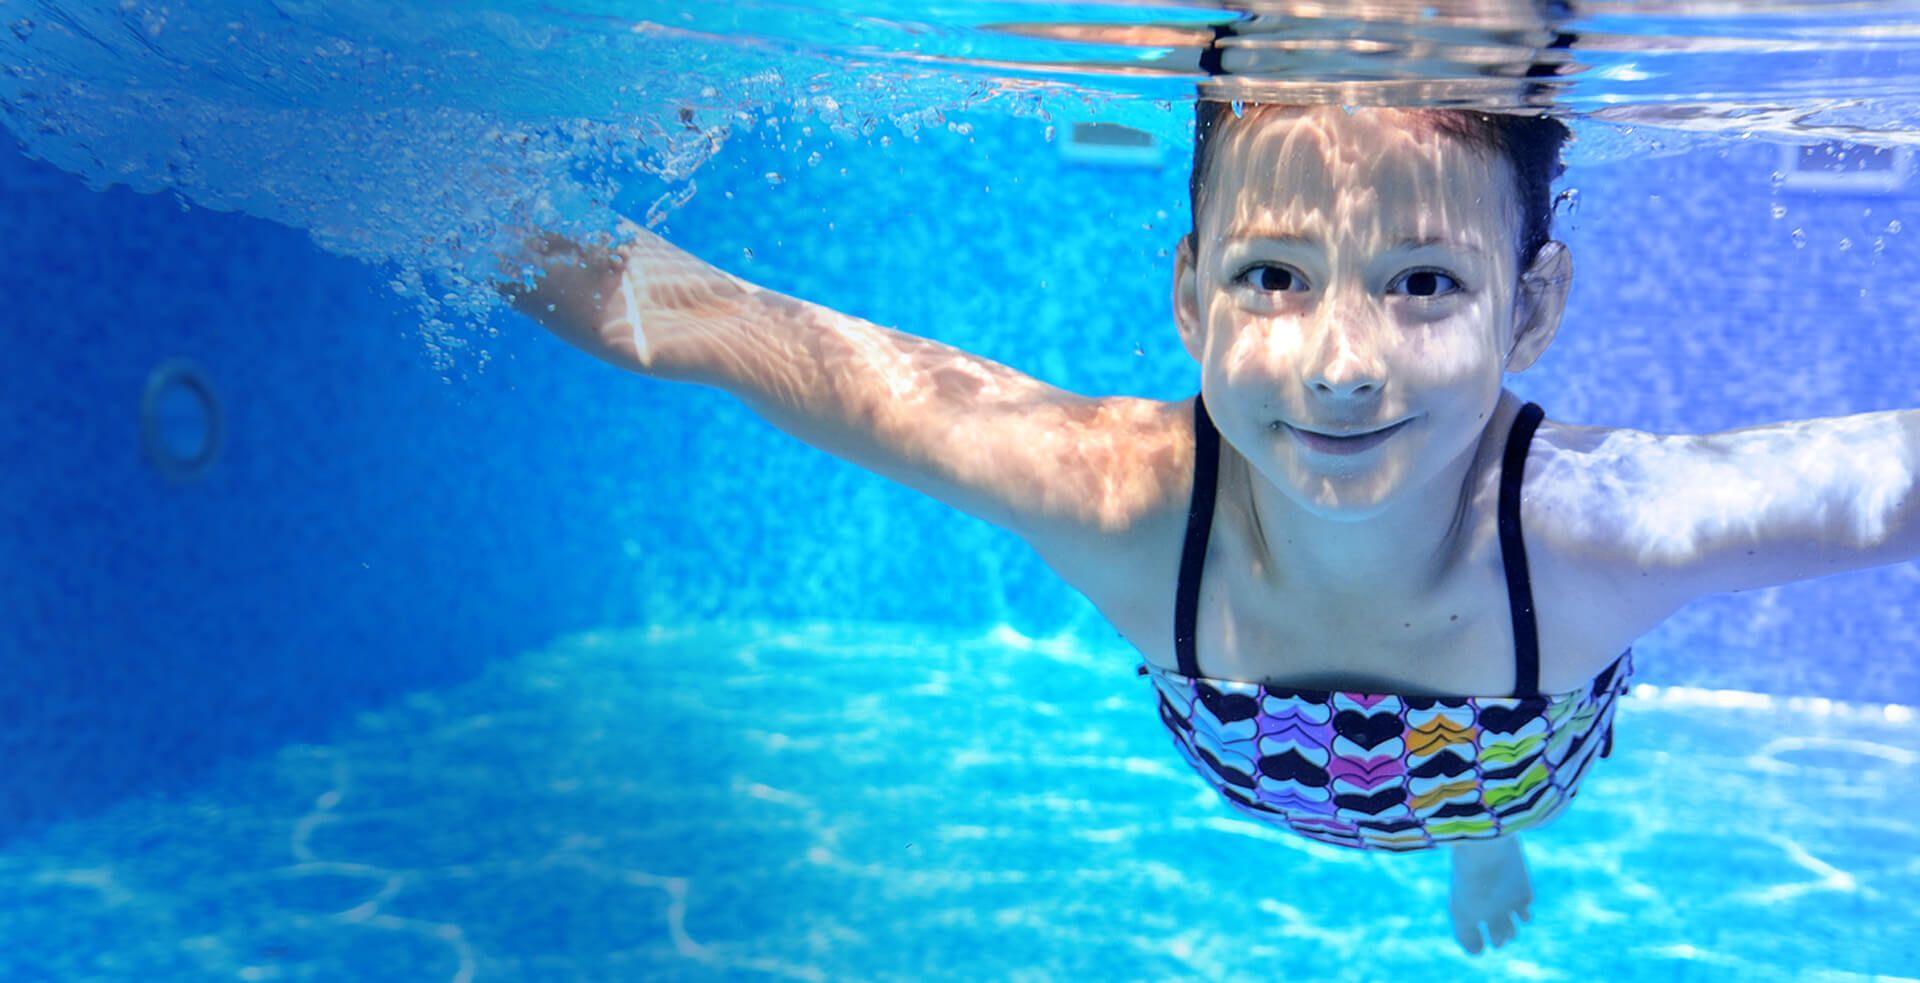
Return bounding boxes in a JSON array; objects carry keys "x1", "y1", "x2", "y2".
[{"x1": 2, "y1": 623, "x2": 1915, "y2": 981}]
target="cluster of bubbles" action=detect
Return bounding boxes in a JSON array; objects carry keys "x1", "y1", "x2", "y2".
[{"x1": 0, "y1": 1, "x2": 1084, "y2": 375}]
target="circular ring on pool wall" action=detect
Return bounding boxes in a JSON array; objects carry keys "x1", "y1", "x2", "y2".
[{"x1": 141, "y1": 358, "x2": 225, "y2": 483}]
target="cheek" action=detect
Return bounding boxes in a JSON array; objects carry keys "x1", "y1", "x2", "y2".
[
  {"x1": 1204, "y1": 311, "x2": 1305, "y2": 379},
  {"x1": 1391, "y1": 308, "x2": 1505, "y2": 383}
]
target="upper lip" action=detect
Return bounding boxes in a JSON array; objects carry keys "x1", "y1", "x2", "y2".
[{"x1": 1294, "y1": 419, "x2": 1407, "y2": 438}]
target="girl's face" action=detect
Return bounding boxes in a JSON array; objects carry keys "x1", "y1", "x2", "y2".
[{"x1": 1177, "y1": 106, "x2": 1557, "y2": 519}]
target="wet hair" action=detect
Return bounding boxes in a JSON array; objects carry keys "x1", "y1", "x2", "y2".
[{"x1": 1188, "y1": 102, "x2": 1571, "y2": 268}]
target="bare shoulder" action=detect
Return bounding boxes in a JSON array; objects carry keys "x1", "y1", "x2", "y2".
[
  {"x1": 1513, "y1": 413, "x2": 1654, "y2": 555},
  {"x1": 1510, "y1": 415, "x2": 1677, "y2": 656},
  {"x1": 1515, "y1": 406, "x2": 1920, "y2": 653},
  {"x1": 1017, "y1": 394, "x2": 1195, "y2": 533},
  {"x1": 1014, "y1": 394, "x2": 1197, "y2": 611}
]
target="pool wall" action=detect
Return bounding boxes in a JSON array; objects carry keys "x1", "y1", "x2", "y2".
[{"x1": 4, "y1": 110, "x2": 1916, "y2": 838}]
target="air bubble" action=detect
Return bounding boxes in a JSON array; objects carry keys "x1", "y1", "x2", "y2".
[
  {"x1": 1839, "y1": 237, "x2": 1853, "y2": 251},
  {"x1": 806, "y1": 152, "x2": 822, "y2": 168},
  {"x1": 1791, "y1": 229, "x2": 1807, "y2": 248},
  {"x1": 743, "y1": 247, "x2": 755, "y2": 260},
  {"x1": 1553, "y1": 187, "x2": 1579, "y2": 219},
  {"x1": 1770, "y1": 171, "x2": 1786, "y2": 187},
  {"x1": 1133, "y1": 343, "x2": 1145, "y2": 357},
  {"x1": 1771, "y1": 204, "x2": 1787, "y2": 220},
  {"x1": 764, "y1": 172, "x2": 784, "y2": 186},
  {"x1": 1231, "y1": 101, "x2": 1244, "y2": 118},
  {"x1": 1889, "y1": 219, "x2": 1903, "y2": 234}
]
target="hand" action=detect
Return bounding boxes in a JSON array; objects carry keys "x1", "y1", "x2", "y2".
[
  {"x1": 495, "y1": 218, "x2": 751, "y2": 377},
  {"x1": 1449, "y1": 835, "x2": 1535, "y2": 955},
  {"x1": 494, "y1": 219, "x2": 655, "y2": 369}
]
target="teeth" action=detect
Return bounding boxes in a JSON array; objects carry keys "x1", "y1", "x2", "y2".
[
  {"x1": 1311, "y1": 421, "x2": 1398, "y2": 439},
  {"x1": 1284, "y1": 421, "x2": 1401, "y2": 440}
]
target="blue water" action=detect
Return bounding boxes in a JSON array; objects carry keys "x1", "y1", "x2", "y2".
[
  {"x1": 2, "y1": 623, "x2": 1915, "y2": 979},
  {"x1": 6, "y1": 2, "x2": 1920, "y2": 978}
]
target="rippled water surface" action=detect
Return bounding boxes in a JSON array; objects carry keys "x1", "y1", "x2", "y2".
[
  {"x1": 4, "y1": 624, "x2": 1914, "y2": 980},
  {"x1": 14, "y1": 0, "x2": 1920, "y2": 356}
]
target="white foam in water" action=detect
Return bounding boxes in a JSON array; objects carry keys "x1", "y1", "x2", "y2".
[{"x1": 0, "y1": 1, "x2": 1137, "y2": 376}]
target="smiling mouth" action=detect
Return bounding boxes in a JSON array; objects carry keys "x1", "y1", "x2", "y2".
[{"x1": 1285, "y1": 418, "x2": 1411, "y2": 456}]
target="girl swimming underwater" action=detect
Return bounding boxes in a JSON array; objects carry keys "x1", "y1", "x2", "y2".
[{"x1": 497, "y1": 101, "x2": 1920, "y2": 954}]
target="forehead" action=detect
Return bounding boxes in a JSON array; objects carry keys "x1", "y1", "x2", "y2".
[{"x1": 1200, "y1": 107, "x2": 1518, "y2": 253}]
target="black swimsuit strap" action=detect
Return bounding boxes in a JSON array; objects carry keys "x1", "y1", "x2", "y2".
[
  {"x1": 1499, "y1": 401, "x2": 1548, "y2": 698},
  {"x1": 1172, "y1": 397, "x2": 1549, "y2": 697},
  {"x1": 1174, "y1": 396, "x2": 1221, "y2": 678}
]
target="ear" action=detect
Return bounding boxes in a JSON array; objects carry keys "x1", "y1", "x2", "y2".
[
  {"x1": 1174, "y1": 234, "x2": 1206, "y2": 363},
  {"x1": 1506, "y1": 240, "x2": 1571, "y2": 373}
]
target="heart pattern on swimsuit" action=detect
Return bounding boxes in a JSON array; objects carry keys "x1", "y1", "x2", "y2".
[{"x1": 1145, "y1": 652, "x2": 1633, "y2": 852}]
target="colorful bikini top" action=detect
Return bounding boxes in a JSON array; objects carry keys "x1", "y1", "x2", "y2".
[{"x1": 1141, "y1": 397, "x2": 1632, "y2": 852}]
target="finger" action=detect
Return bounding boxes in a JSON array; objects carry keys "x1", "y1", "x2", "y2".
[
  {"x1": 1488, "y1": 912, "x2": 1517, "y2": 948},
  {"x1": 1452, "y1": 915, "x2": 1485, "y2": 956}
]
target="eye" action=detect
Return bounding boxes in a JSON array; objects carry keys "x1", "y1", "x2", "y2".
[
  {"x1": 1236, "y1": 263, "x2": 1309, "y2": 293},
  {"x1": 1390, "y1": 269, "x2": 1461, "y2": 297}
]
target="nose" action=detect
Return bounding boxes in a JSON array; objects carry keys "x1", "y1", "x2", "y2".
[{"x1": 1301, "y1": 306, "x2": 1386, "y2": 399}]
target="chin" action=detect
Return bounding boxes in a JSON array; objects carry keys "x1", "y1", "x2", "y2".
[
  {"x1": 1269, "y1": 457, "x2": 1415, "y2": 520},
  {"x1": 1290, "y1": 477, "x2": 1407, "y2": 521}
]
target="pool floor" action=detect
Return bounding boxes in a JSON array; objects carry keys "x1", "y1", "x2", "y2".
[{"x1": 4, "y1": 623, "x2": 1916, "y2": 981}]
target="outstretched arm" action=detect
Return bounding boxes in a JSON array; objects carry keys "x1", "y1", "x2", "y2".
[
  {"x1": 494, "y1": 220, "x2": 1190, "y2": 585},
  {"x1": 1529, "y1": 409, "x2": 1920, "y2": 633}
]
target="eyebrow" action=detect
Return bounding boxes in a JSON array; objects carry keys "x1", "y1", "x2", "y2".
[
  {"x1": 1222, "y1": 231, "x2": 1485, "y2": 256},
  {"x1": 1221, "y1": 231, "x2": 1314, "y2": 249}
]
